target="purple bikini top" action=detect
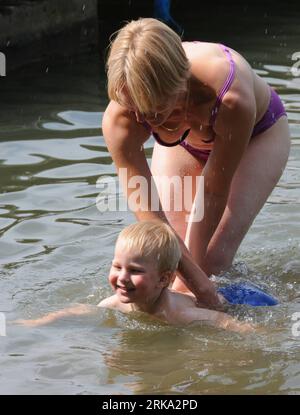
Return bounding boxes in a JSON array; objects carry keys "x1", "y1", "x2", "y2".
[{"x1": 142, "y1": 43, "x2": 236, "y2": 146}]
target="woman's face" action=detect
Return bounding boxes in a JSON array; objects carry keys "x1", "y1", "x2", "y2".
[
  {"x1": 120, "y1": 87, "x2": 187, "y2": 129},
  {"x1": 139, "y1": 92, "x2": 187, "y2": 128}
]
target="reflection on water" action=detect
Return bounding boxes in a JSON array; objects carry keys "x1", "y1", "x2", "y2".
[{"x1": 0, "y1": 18, "x2": 300, "y2": 395}]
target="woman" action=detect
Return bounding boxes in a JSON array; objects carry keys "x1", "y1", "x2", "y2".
[{"x1": 102, "y1": 18, "x2": 290, "y2": 309}]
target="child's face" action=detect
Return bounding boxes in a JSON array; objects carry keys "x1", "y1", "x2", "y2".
[{"x1": 109, "y1": 240, "x2": 167, "y2": 305}]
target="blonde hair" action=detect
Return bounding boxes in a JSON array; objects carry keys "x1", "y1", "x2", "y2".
[
  {"x1": 117, "y1": 221, "x2": 181, "y2": 274},
  {"x1": 106, "y1": 18, "x2": 190, "y2": 115}
]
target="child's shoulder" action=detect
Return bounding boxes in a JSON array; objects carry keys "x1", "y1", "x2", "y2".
[
  {"x1": 164, "y1": 289, "x2": 198, "y2": 323},
  {"x1": 168, "y1": 289, "x2": 197, "y2": 308},
  {"x1": 97, "y1": 295, "x2": 131, "y2": 312},
  {"x1": 97, "y1": 295, "x2": 119, "y2": 309}
]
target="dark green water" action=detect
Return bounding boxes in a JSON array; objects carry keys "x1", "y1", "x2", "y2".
[{"x1": 0, "y1": 10, "x2": 299, "y2": 394}]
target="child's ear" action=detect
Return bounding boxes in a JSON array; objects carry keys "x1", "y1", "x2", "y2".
[{"x1": 159, "y1": 271, "x2": 173, "y2": 287}]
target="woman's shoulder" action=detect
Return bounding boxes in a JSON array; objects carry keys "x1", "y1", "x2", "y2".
[
  {"x1": 102, "y1": 101, "x2": 150, "y2": 146},
  {"x1": 183, "y1": 40, "x2": 222, "y2": 55},
  {"x1": 183, "y1": 40, "x2": 228, "y2": 69},
  {"x1": 184, "y1": 41, "x2": 254, "y2": 99},
  {"x1": 103, "y1": 100, "x2": 135, "y2": 130},
  {"x1": 184, "y1": 41, "x2": 232, "y2": 92}
]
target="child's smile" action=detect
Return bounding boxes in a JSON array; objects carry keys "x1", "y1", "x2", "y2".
[{"x1": 109, "y1": 239, "x2": 167, "y2": 311}]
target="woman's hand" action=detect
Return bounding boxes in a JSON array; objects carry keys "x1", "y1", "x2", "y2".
[
  {"x1": 175, "y1": 241, "x2": 225, "y2": 310},
  {"x1": 194, "y1": 280, "x2": 225, "y2": 311}
]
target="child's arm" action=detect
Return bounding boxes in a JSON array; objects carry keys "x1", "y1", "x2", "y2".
[
  {"x1": 14, "y1": 304, "x2": 96, "y2": 327},
  {"x1": 179, "y1": 307, "x2": 254, "y2": 333},
  {"x1": 15, "y1": 295, "x2": 120, "y2": 327}
]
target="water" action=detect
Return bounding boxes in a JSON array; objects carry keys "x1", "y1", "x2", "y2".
[{"x1": 0, "y1": 16, "x2": 300, "y2": 394}]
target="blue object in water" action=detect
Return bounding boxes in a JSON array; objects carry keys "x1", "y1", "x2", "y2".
[
  {"x1": 218, "y1": 282, "x2": 278, "y2": 306},
  {"x1": 153, "y1": 0, "x2": 183, "y2": 34}
]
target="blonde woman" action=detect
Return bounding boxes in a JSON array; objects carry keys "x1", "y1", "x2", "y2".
[{"x1": 102, "y1": 18, "x2": 290, "y2": 309}]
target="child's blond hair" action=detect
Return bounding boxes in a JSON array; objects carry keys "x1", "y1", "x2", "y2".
[
  {"x1": 117, "y1": 221, "x2": 181, "y2": 274},
  {"x1": 106, "y1": 18, "x2": 190, "y2": 116}
]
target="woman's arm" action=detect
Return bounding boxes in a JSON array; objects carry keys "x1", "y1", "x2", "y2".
[
  {"x1": 185, "y1": 90, "x2": 256, "y2": 276},
  {"x1": 175, "y1": 239, "x2": 223, "y2": 308},
  {"x1": 102, "y1": 103, "x2": 222, "y2": 309},
  {"x1": 102, "y1": 103, "x2": 166, "y2": 222}
]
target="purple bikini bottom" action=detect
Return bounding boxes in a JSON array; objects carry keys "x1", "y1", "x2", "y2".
[{"x1": 180, "y1": 86, "x2": 287, "y2": 162}]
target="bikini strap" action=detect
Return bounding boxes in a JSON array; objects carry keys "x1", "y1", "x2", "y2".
[{"x1": 209, "y1": 44, "x2": 236, "y2": 127}]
